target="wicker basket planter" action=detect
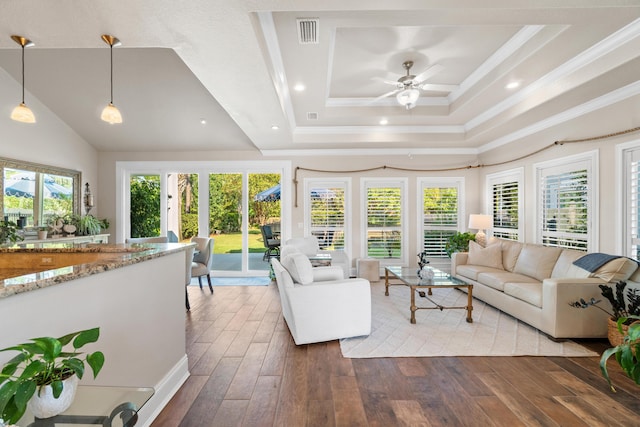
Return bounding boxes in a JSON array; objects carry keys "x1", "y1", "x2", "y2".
[{"x1": 608, "y1": 317, "x2": 629, "y2": 347}]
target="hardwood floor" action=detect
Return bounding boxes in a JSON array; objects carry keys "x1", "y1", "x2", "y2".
[{"x1": 151, "y1": 283, "x2": 640, "y2": 427}]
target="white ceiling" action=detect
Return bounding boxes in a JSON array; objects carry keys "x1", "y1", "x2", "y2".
[{"x1": 0, "y1": 1, "x2": 639, "y2": 155}]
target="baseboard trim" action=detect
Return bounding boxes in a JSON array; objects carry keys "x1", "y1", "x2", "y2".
[{"x1": 136, "y1": 355, "x2": 190, "y2": 427}]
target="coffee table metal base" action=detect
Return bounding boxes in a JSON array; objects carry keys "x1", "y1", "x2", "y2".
[{"x1": 384, "y1": 267, "x2": 473, "y2": 324}]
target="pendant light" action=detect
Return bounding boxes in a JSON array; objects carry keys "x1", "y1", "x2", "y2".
[
  {"x1": 10, "y1": 35, "x2": 35, "y2": 124},
  {"x1": 100, "y1": 34, "x2": 122, "y2": 124}
]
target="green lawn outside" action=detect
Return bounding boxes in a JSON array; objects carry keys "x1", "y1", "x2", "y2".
[{"x1": 210, "y1": 230, "x2": 265, "y2": 254}]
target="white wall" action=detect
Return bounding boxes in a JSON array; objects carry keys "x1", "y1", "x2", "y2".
[{"x1": 0, "y1": 68, "x2": 99, "y2": 213}]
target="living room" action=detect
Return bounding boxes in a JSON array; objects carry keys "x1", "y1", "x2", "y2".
[{"x1": 1, "y1": 1, "x2": 640, "y2": 425}]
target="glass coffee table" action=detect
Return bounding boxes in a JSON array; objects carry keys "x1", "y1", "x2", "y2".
[{"x1": 384, "y1": 266, "x2": 473, "y2": 324}]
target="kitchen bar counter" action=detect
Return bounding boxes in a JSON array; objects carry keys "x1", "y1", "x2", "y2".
[{"x1": 0, "y1": 242, "x2": 191, "y2": 299}]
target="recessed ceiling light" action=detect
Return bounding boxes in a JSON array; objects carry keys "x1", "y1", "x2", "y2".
[
  {"x1": 271, "y1": 125, "x2": 279, "y2": 130},
  {"x1": 505, "y1": 81, "x2": 520, "y2": 90},
  {"x1": 294, "y1": 83, "x2": 306, "y2": 92},
  {"x1": 379, "y1": 118, "x2": 388, "y2": 125},
  {"x1": 200, "y1": 119, "x2": 207, "y2": 125}
]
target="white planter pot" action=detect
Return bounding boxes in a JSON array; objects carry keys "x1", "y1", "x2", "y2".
[{"x1": 27, "y1": 375, "x2": 78, "y2": 419}]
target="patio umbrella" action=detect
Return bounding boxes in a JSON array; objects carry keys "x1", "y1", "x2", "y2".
[
  {"x1": 4, "y1": 174, "x2": 72, "y2": 199},
  {"x1": 254, "y1": 183, "x2": 281, "y2": 201}
]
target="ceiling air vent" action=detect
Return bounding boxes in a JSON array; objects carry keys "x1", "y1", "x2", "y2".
[
  {"x1": 307, "y1": 112, "x2": 319, "y2": 120},
  {"x1": 297, "y1": 18, "x2": 319, "y2": 44}
]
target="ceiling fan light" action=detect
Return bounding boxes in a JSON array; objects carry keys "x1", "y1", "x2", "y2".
[
  {"x1": 101, "y1": 102, "x2": 122, "y2": 124},
  {"x1": 396, "y1": 88, "x2": 420, "y2": 109},
  {"x1": 11, "y1": 102, "x2": 36, "y2": 123}
]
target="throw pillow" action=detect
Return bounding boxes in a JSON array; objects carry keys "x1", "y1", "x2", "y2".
[
  {"x1": 281, "y1": 253, "x2": 314, "y2": 285},
  {"x1": 467, "y1": 240, "x2": 503, "y2": 269},
  {"x1": 592, "y1": 257, "x2": 638, "y2": 282}
]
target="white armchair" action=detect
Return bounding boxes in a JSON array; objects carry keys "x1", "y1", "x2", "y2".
[
  {"x1": 283, "y1": 235, "x2": 351, "y2": 278},
  {"x1": 271, "y1": 253, "x2": 371, "y2": 345}
]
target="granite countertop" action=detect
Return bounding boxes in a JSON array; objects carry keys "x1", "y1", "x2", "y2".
[{"x1": 0, "y1": 242, "x2": 194, "y2": 299}]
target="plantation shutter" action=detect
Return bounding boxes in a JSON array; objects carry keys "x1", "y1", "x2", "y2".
[
  {"x1": 422, "y1": 185, "x2": 459, "y2": 257},
  {"x1": 309, "y1": 185, "x2": 345, "y2": 250},
  {"x1": 492, "y1": 180, "x2": 519, "y2": 240},
  {"x1": 540, "y1": 167, "x2": 589, "y2": 250},
  {"x1": 625, "y1": 148, "x2": 640, "y2": 260},
  {"x1": 366, "y1": 185, "x2": 402, "y2": 260}
]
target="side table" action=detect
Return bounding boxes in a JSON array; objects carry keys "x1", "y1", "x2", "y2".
[
  {"x1": 21, "y1": 385, "x2": 154, "y2": 427},
  {"x1": 357, "y1": 258, "x2": 380, "y2": 282}
]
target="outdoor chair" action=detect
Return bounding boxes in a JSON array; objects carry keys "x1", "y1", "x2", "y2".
[{"x1": 261, "y1": 225, "x2": 280, "y2": 261}]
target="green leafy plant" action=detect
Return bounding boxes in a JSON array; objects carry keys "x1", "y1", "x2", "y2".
[
  {"x1": 600, "y1": 315, "x2": 640, "y2": 391},
  {"x1": 0, "y1": 221, "x2": 23, "y2": 245},
  {"x1": 0, "y1": 327, "x2": 105, "y2": 424},
  {"x1": 445, "y1": 232, "x2": 476, "y2": 258}
]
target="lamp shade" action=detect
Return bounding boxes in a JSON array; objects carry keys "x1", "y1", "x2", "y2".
[
  {"x1": 11, "y1": 102, "x2": 36, "y2": 123},
  {"x1": 396, "y1": 88, "x2": 420, "y2": 109},
  {"x1": 469, "y1": 214, "x2": 492, "y2": 230},
  {"x1": 101, "y1": 103, "x2": 122, "y2": 124}
]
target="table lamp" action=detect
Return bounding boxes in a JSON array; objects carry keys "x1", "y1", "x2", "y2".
[{"x1": 469, "y1": 214, "x2": 492, "y2": 247}]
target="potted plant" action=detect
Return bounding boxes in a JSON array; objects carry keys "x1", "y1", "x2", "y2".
[
  {"x1": 0, "y1": 327, "x2": 105, "y2": 424},
  {"x1": 599, "y1": 315, "x2": 640, "y2": 391},
  {"x1": 0, "y1": 220, "x2": 23, "y2": 246},
  {"x1": 68, "y1": 214, "x2": 109, "y2": 236},
  {"x1": 445, "y1": 231, "x2": 476, "y2": 258},
  {"x1": 570, "y1": 281, "x2": 640, "y2": 346}
]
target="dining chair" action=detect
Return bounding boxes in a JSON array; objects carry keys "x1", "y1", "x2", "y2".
[
  {"x1": 191, "y1": 237, "x2": 214, "y2": 293},
  {"x1": 185, "y1": 245, "x2": 195, "y2": 310}
]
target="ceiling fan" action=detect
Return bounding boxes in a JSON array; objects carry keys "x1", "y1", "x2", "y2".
[{"x1": 375, "y1": 60, "x2": 456, "y2": 110}]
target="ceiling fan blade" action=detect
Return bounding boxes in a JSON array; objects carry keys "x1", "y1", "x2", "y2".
[
  {"x1": 372, "y1": 76, "x2": 402, "y2": 87},
  {"x1": 370, "y1": 89, "x2": 400, "y2": 104},
  {"x1": 419, "y1": 83, "x2": 459, "y2": 92},
  {"x1": 413, "y1": 64, "x2": 444, "y2": 85}
]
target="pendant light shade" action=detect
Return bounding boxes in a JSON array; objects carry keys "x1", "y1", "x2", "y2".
[
  {"x1": 101, "y1": 34, "x2": 122, "y2": 124},
  {"x1": 10, "y1": 35, "x2": 35, "y2": 124}
]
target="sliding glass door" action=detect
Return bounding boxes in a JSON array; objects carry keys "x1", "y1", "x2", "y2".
[{"x1": 122, "y1": 161, "x2": 288, "y2": 277}]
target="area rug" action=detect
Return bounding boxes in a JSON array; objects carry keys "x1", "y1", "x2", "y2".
[
  {"x1": 339, "y1": 282, "x2": 597, "y2": 358},
  {"x1": 189, "y1": 277, "x2": 271, "y2": 286}
]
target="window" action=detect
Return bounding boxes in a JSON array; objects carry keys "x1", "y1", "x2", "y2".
[
  {"x1": 1, "y1": 158, "x2": 80, "y2": 228},
  {"x1": 621, "y1": 143, "x2": 640, "y2": 260},
  {"x1": 419, "y1": 178, "x2": 464, "y2": 258},
  {"x1": 304, "y1": 179, "x2": 349, "y2": 251},
  {"x1": 487, "y1": 169, "x2": 523, "y2": 241},
  {"x1": 362, "y1": 178, "x2": 407, "y2": 266},
  {"x1": 535, "y1": 152, "x2": 597, "y2": 251}
]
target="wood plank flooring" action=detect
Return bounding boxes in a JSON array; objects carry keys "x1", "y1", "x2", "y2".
[{"x1": 151, "y1": 283, "x2": 640, "y2": 427}]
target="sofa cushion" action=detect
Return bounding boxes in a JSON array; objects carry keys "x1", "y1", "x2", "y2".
[
  {"x1": 551, "y1": 249, "x2": 591, "y2": 279},
  {"x1": 591, "y1": 257, "x2": 638, "y2": 282},
  {"x1": 468, "y1": 240, "x2": 503, "y2": 270},
  {"x1": 282, "y1": 253, "x2": 314, "y2": 285},
  {"x1": 513, "y1": 244, "x2": 562, "y2": 281},
  {"x1": 503, "y1": 283, "x2": 543, "y2": 308},
  {"x1": 500, "y1": 239, "x2": 523, "y2": 272},
  {"x1": 456, "y1": 264, "x2": 502, "y2": 281},
  {"x1": 477, "y1": 271, "x2": 539, "y2": 292}
]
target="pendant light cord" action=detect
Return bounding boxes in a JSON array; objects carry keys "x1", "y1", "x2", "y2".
[
  {"x1": 20, "y1": 44, "x2": 25, "y2": 103},
  {"x1": 109, "y1": 44, "x2": 114, "y2": 104}
]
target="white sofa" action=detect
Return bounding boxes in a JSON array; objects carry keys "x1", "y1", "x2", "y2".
[
  {"x1": 271, "y1": 253, "x2": 371, "y2": 345},
  {"x1": 283, "y1": 235, "x2": 351, "y2": 278},
  {"x1": 451, "y1": 238, "x2": 639, "y2": 339}
]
